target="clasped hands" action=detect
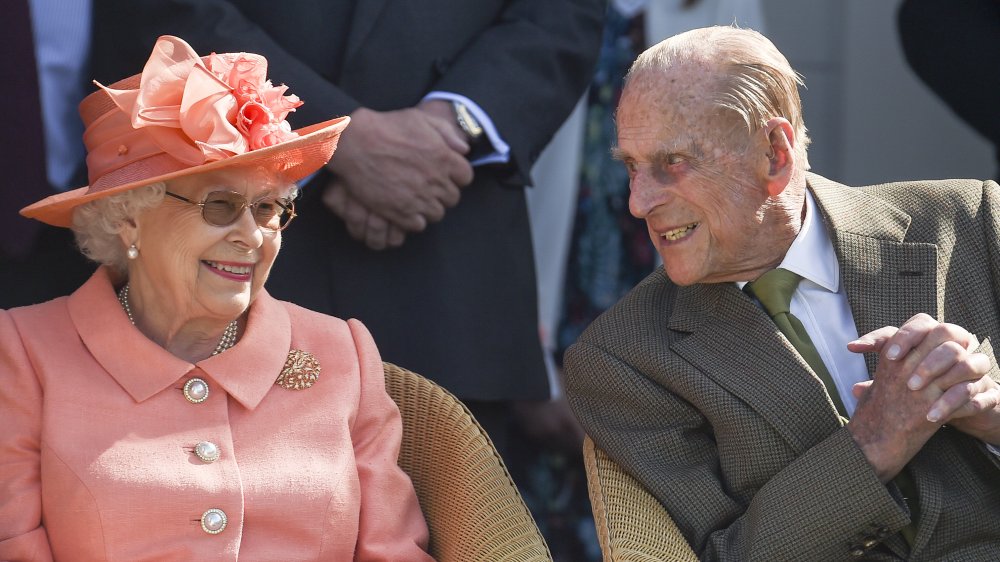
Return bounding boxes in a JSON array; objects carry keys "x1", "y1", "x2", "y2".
[
  {"x1": 847, "y1": 313, "x2": 1000, "y2": 483},
  {"x1": 322, "y1": 101, "x2": 474, "y2": 250}
]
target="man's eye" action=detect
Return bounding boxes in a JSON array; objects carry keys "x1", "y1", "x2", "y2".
[{"x1": 666, "y1": 154, "x2": 685, "y2": 166}]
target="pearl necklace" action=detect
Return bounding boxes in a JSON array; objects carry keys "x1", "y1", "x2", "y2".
[{"x1": 117, "y1": 284, "x2": 239, "y2": 356}]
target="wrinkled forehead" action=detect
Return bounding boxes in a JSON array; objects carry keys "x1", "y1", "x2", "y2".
[{"x1": 616, "y1": 67, "x2": 735, "y2": 153}]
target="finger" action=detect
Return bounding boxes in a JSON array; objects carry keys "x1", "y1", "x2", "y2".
[
  {"x1": 447, "y1": 155, "x2": 475, "y2": 187},
  {"x1": 907, "y1": 341, "x2": 974, "y2": 390},
  {"x1": 883, "y1": 313, "x2": 939, "y2": 361},
  {"x1": 909, "y1": 339, "x2": 991, "y2": 392},
  {"x1": 948, "y1": 386, "x2": 1000, "y2": 422},
  {"x1": 386, "y1": 225, "x2": 406, "y2": 248},
  {"x1": 364, "y1": 213, "x2": 391, "y2": 251},
  {"x1": 927, "y1": 376, "x2": 998, "y2": 423},
  {"x1": 391, "y1": 212, "x2": 429, "y2": 233},
  {"x1": 897, "y1": 321, "x2": 982, "y2": 384},
  {"x1": 848, "y1": 326, "x2": 900, "y2": 354},
  {"x1": 439, "y1": 181, "x2": 462, "y2": 208},
  {"x1": 343, "y1": 196, "x2": 370, "y2": 241},
  {"x1": 420, "y1": 198, "x2": 447, "y2": 224},
  {"x1": 424, "y1": 113, "x2": 470, "y2": 154},
  {"x1": 851, "y1": 380, "x2": 874, "y2": 399},
  {"x1": 322, "y1": 181, "x2": 348, "y2": 216}
]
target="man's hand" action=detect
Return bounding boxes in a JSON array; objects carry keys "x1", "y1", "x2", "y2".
[
  {"x1": 846, "y1": 314, "x2": 995, "y2": 481},
  {"x1": 322, "y1": 179, "x2": 406, "y2": 250},
  {"x1": 325, "y1": 105, "x2": 473, "y2": 233}
]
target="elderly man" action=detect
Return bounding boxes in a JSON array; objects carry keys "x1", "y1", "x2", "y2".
[{"x1": 565, "y1": 26, "x2": 1000, "y2": 560}]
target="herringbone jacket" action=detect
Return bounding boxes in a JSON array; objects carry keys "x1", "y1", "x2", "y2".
[{"x1": 566, "y1": 173, "x2": 1000, "y2": 561}]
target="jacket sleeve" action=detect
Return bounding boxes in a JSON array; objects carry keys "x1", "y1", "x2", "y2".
[
  {"x1": 564, "y1": 340, "x2": 912, "y2": 561},
  {"x1": 428, "y1": 0, "x2": 604, "y2": 184},
  {"x1": 0, "y1": 310, "x2": 54, "y2": 561},
  {"x1": 346, "y1": 319, "x2": 433, "y2": 562}
]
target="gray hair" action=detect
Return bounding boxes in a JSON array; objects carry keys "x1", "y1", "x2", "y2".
[
  {"x1": 628, "y1": 26, "x2": 811, "y2": 168},
  {"x1": 71, "y1": 182, "x2": 166, "y2": 275}
]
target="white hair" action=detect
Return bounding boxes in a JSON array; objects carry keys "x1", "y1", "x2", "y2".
[
  {"x1": 71, "y1": 183, "x2": 166, "y2": 275},
  {"x1": 628, "y1": 26, "x2": 811, "y2": 169}
]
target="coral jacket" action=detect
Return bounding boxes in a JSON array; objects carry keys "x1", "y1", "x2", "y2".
[{"x1": 0, "y1": 268, "x2": 432, "y2": 561}]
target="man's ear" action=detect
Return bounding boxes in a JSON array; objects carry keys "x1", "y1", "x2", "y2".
[{"x1": 762, "y1": 117, "x2": 795, "y2": 197}]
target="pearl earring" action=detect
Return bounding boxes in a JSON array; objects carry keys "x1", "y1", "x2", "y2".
[{"x1": 127, "y1": 244, "x2": 139, "y2": 260}]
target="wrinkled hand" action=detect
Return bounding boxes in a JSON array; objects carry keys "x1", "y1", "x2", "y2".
[
  {"x1": 323, "y1": 179, "x2": 406, "y2": 250},
  {"x1": 846, "y1": 313, "x2": 995, "y2": 481},
  {"x1": 325, "y1": 105, "x2": 472, "y2": 232}
]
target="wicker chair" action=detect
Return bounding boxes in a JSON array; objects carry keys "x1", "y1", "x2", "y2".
[
  {"x1": 583, "y1": 436, "x2": 699, "y2": 561},
  {"x1": 383, "y1": 362, "x2": 552, "y2": 561}
]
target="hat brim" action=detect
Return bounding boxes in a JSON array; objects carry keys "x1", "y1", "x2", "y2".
[{"x1": 20, "y1": 115, "x2": 350, "y2": 228}]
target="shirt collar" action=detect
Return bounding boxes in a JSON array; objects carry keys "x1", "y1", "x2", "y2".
[
  {"x1": 780, "y1": 189, "x2": 840, "y2": 292},
  {"x1": 68, "y1": 268, "x2": 290, "y2": 409}
]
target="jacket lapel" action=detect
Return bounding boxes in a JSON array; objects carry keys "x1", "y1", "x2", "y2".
[
  {"x1": 344, "y1": 0, "x2": 390, "y2": 65},
  {"x1": 668, "y1": 282, "x2": 844, "y2": 453},
  {"x1": 808, "y1": 174, "x2": 939, "y2": 376}
]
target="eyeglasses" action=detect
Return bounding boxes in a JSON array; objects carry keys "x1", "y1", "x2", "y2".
[{"x1": 165, "y1": 190, "x2": 297, "y2": 232}]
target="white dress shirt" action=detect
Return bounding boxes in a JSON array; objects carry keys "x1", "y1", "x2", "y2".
[{"x1": 739, "y1": 190, "x2": 868, "y2": 416}]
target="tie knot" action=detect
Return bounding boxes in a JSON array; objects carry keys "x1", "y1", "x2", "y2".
[{"x1": 747, "y1": 268, "x2": 801, "y2": 316}]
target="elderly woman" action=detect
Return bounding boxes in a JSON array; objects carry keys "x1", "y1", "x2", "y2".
[{"x1": 0, "y1": 36, "x2": 432, "y2": 561}]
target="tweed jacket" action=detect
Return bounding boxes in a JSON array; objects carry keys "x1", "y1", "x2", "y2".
[
  {"x1": 565, "y1": 174, "x2": 1000, "y2": 561},
  {"x1": 0, "y1": 268, "x2": 431, "y2": 561}
]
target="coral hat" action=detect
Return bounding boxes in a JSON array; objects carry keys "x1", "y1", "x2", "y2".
[{"x1": 21, "y1": 35, "x2": 349, "y2": 227}]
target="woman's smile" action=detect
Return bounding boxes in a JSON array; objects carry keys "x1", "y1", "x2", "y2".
[{"x1": 203, "y1": 260, "x2": 254, "y2": 282}]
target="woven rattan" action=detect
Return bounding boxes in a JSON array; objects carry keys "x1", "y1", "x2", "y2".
[
  {"x1": 383, "y1": 362, "x2": 552, "y2": 561},
  {"x1": 583, "y1": 436, "x2": 698, "y2": 561}
]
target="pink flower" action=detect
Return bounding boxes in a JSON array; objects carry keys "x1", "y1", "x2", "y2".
[{"x1": 97, "y1": 36, "x2": 302, "y2": 163}]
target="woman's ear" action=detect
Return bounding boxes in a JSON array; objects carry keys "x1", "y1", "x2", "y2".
[
  {"x1": 763, "y1": 117, "x2": 796, "y2": 197},
  {"x1": 118, "y1": 217, "x2": 139, "y2": 255}
]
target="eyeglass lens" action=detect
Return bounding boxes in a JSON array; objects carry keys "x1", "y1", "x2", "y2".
[{"x1": 201, "y1": 191, "x2": 293, "y2": 231}]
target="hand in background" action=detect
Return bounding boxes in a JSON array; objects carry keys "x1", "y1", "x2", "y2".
[
  {"x1": 323, "y1": 179, "x2": 406, "y2": 250},
  {"x1": 847, "y1": 313, "x2": 995, "y2": 481},
  {"x1": 325, "y1": 105, "x2": 473, "y2": 235}
]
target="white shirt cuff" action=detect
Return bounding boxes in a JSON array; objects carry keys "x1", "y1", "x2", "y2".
[{"x1": 423, "y1": 92, "x2": 510, "y2": 166}]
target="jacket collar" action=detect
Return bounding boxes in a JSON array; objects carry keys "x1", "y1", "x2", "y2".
[{"x1": 68, "y1": 268, "x2": 291, "y2": 410}]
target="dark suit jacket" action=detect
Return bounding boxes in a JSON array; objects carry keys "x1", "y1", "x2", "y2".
[
  {"x1": 566, "y1": 174, "x2": 1000, "y2": 560},
  {"x1": 91, "y1": 0, "x2": 604, "y2": 400}
]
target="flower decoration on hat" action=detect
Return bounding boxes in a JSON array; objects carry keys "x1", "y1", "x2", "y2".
[{"x1": 96, "y1": 35, "x2": 303, "y2": 167}]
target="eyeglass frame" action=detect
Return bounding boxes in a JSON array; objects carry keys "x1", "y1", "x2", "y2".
[{"x1": 164, "y1": 190, "x2": 297, "y2": 232}]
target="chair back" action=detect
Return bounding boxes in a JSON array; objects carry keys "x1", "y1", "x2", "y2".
[
  {"x1": 383, "y1": 362, "x2": 552, "y2": 561},
  {"x1": 582, "y1": 435, "x2": 698, "y2": 561}
]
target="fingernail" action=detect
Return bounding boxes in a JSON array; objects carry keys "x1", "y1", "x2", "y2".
[
  {"x1": 907, "y1": 375, "x2": 921, "y2": 390},
  {"x1": 927, "y1": 409, "x2": 941, "y2": 423},
  {"x1": 887, "y1": 344, "x2": 901, "y2": 360}
]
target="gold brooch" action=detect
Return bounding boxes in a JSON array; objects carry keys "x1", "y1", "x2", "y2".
[{"x1": 275, "y1": 349, "x2": 321, "y2": 390}]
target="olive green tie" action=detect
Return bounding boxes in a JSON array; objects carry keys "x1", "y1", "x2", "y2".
[
  {"x1": 747, "y1": 268, "x2": 847, "y2": 416},
  {"x1": 747, "y1": 268, "x2": 918, "y2": 546}
]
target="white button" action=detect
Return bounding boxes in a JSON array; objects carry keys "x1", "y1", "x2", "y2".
[
  {"x1": 194, "y1": 441, "x2": 220, "y2": 463},
  {"x1": 201, "y1": 508, "x2": 227, "y2": 534},
  {"x1": 183, "y1": 378, "x2": 209, "y2": 404}
]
